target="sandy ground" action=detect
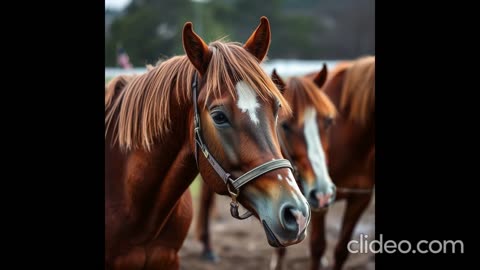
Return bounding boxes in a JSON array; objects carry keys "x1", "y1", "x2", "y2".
[{"x1": 179, "y1": 193, "x2": 375, "y2": 270}]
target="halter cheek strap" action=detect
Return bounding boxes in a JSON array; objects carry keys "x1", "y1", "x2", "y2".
[{"x1": 192, "y1": 72, "x2": 294, "y2": 220}]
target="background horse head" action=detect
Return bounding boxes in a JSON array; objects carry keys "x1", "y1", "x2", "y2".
[
  {"x1": 267, "y1": 66, "x2": 339, "y2": 270},
  {"x1": 302, "y1": 55, "x2": 375, "y2": 270},
  {"x1": 105, "y1": 17, "x2": 311, "y2": 268},
  {"x1": 271, "y1": 65, "x2": 337, "y2": 210}
]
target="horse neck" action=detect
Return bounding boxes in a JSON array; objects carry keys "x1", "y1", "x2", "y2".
[
  {"x1": 323, "y1": 76, "x2": 375, "y2": 182},
  {"x1": 328, "y1": 118, "x2": 374, "y2": 189},
  {"x1": 105, "y1": 86, "x2": 198, "y2": 244}
]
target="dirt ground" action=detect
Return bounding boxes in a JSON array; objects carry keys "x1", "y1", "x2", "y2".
[{"x1": 179, "y1": 192, "x2": 375, "y2": 270}]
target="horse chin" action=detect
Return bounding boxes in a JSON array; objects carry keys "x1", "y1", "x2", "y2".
[{"x1": 262, "y1": 220, "x2": 283, "y2": 247}]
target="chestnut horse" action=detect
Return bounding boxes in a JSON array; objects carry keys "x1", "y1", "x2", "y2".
[
  {"x1": 195, "y1": 65, "x2": 338, "y2": 263},
  {"x1": 303, "y1": 56, "x2": 375, "y2": 270},
  {"x1": 105, "y1": 17, "x2": 311, "y2": 269}
]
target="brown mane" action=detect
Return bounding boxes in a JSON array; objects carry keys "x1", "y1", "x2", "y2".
[
  {"x1": 284, "y1": 76, "x2": 336, "y2": 124},
  {"x1": 105, "y1": 40, "x2": 291, "y2": 152},
  {"x1": 331, "y1": 56, "x2": 375, "y2": 125}
]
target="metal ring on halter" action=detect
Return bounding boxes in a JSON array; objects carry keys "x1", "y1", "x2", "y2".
[
  {"x1": 227, "y1": 182, "x2": 253, "y2": 220},
  {"x1": 227, "y1": 181, "x2": 240, "y2": 201}
]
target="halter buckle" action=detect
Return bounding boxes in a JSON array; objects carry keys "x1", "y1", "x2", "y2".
[{"x1": 227, "y1": 181, "x2": 240, "y2": 204}]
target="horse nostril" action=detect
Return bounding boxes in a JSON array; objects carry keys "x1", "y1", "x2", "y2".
[
  {"x1": 308, "y1": 189, "x2": 318, "y2": 204},
  {"x1": 279, "y1": 205, "x2": 298, "y2": 231}
]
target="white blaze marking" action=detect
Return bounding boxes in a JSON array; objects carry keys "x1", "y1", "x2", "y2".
[
  {"x1": 303, "y1": 107, "x2": 334, "y2": 192},
  {"x1": 236, "y1": 81, "x2": 260, "y2": 125},
  {"x1": 277, "y1": 174, "x2": 283, "y2": 181}
]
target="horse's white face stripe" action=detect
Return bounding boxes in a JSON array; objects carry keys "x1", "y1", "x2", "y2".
[
  {"x1": 236, "y1": 81, "x2": 260, "y2": 125},
  {"x1": 303, "y1": 107, "x2": 334, "y2": 187}
]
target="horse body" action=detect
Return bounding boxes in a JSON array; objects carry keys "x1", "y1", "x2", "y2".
[{"x1": 105, "y1": 17, "x2": 312, "y2": 269}]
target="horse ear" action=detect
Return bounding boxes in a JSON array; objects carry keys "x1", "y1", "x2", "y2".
[
  {"x1": 182, "y1": 22, "x2": 212, "y2": 75},
  {"x1": 271, "y1": 69, "x2": 286, "y2": 94},
  {"x1": 244, "y1": 16, "x2": 271, "y2": 62},
  {"x1": 313, "y1": 63, "x2": 328, "y2": 89}
]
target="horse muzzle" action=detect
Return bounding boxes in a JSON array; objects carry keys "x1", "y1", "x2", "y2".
[{"x1": 303, "y1": 182, "x2": 337, "y2": 211}]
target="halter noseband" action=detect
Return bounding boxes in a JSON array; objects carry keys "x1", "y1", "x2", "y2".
[{"x1": 192, "y1": 72, "x2": 295, "y2": 220}]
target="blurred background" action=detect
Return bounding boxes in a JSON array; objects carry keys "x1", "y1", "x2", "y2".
[
  {"x1": 105, "y1": 0, "x2": 374, "y2": 78},
  {"x1": 105, "y1": 1, "x2": 374, "y2": 269}
]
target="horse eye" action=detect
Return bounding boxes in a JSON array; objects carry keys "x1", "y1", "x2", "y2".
[
  {"x1": 211, "y1": 111, "x2": 229, "y2": 126},
  {"x1": 325, "y1": 117, "x2": 333, "y2": 127},
  {"x1": 281, "y1": 122, "x2": 291, "y2": 131}
]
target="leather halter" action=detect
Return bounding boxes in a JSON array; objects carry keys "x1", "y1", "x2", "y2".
[{"x1": 191, "y1": 72, "x2": 295, "y2": 220}]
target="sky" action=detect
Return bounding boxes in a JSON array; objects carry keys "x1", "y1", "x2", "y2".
[{"x1": 105, "y1": 0, "x2": 131, "y2": 10}]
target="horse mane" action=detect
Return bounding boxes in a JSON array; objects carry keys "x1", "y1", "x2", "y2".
[
  {"x1": 331, "y1": 56, "x2": 375, "y2": 125},
  {"x1": 284, "y1": 76, "x2": 337, "y2": 125},
  {"x1": 105, "y1": 40, "x2": 291, "y2": 152}
]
